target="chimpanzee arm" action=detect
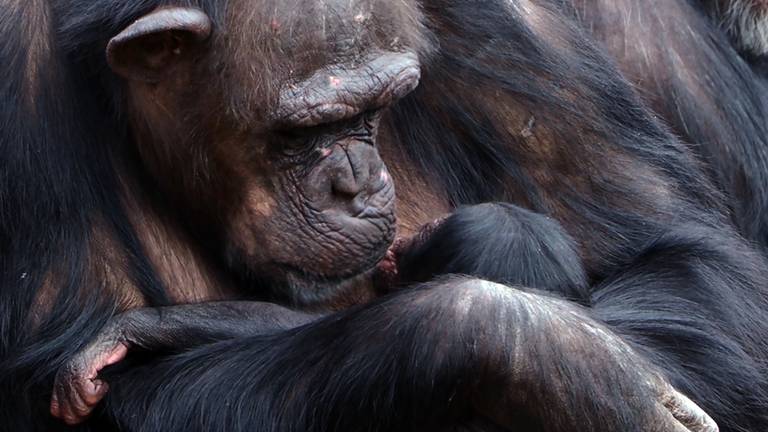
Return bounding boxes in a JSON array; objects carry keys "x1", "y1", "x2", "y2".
[
  {"x1": 50, "y1": 302, "x2": 317, "y2": 424},
  {"x1": 53, "y1": 200, "x2": 589, "y2": 427},
  {"x1": 100, "y1": 277, "x2": 716, "y2": 432},
  {"x1": 106, "y1": 302, "x2": 316, "y2": 349},
  {"x1": 390, "y1": 208, "x2": 768, "y2": 431}
]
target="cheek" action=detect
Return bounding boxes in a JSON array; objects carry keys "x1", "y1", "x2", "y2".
[
  {"x1": 225, "y1": 166, "x2": 397, "y2": 279},
  {"x1": 225, "y1": 183, "x2": 279, "y2": 260}
]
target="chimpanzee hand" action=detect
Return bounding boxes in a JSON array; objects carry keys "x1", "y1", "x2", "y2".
[
  {"x1": 50, "y1": 315, "x2": 130, "y2": 425},
  {"x1": 49, "y1": 302, "x2": 314, "y2": 425},
  {"x1": 660, "y1": 385, "x2": 720, "y2": 432},
  {"x1": 90, "y1": 279, "x2": 719, "y2": 432}
]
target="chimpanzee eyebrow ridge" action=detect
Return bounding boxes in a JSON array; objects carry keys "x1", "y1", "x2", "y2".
[{"x1": 274, "y1": 50, "x2": 421, "y2": 127}]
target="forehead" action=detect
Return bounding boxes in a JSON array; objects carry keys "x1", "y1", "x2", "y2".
[
  {"x1": 220, "y1": 0, "x2": 427, "y2": 74},
  {"x1": 208, "y1": 0, "x2": 429, "y2": 121},
  {"x1": 224, "y1": 0, "x2": 423, "y2": 60}
]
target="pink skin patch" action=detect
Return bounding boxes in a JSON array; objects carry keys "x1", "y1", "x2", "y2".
[
  {"x1": 378, "y1": 241, "x2": 403, "y2": 276},
  {"x1": 50, "y1": 343, "x2": 129, "y2": 424},
  {"x1": 104, "y1": 343, "x2": 129, "y2": 367},
  {"x1": 374, "y1": 238, "x2": 407, "y2": 291},
  {"x1": 380, "y1": 170, "x2": 389, "y2": 183},
  {"x1": 328, "y1": 76, "x2": 342, "y2": 88},
  {"x1": 82, "y1": 343, "x2": 128, "y2": 395},
  {"x1": 374, "y1": 217, "x2": 447, "y2": 292}
]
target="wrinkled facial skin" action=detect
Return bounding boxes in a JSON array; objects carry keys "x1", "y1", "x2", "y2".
[
  {"x1": 230, "y1": 51, "x2": 422, "y2": 298},
  {"x1": 116, "y1": 0, "x2": 430, "y2": 304},
  {"x1": 261, "y1": 51, "x2": 421, "y2": 280}
]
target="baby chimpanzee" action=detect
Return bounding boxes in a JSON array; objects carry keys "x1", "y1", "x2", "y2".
[{"x1": 381, "y1": 203, "x2": 589, "y2": 304}]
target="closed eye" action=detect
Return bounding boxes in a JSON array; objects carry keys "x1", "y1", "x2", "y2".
[{"x1": 274, "y1": 109, "x2": 379, "y2": 141}]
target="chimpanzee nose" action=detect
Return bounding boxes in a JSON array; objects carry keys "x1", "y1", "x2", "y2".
[
  {"x1": 302, "y1": 140, "x2": 392, "y2": 217},
  {"x1": 331, "y1": 143, "x2": 372, "y2": 198},
  {"x1": 304, "y1": 140, "x2": 390, "y2": 217}
]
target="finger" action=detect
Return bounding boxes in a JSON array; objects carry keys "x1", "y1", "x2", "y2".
[
  {"x1": 59, "y1": 392, "x2": 80, "y2": 425},
  {"x1": 74, "y1": 373, "x2": 99, "y2": 397},
  {"x1": 70, "y1": 379, "x2": 96, "y2": 416},
  {"x1": 61, "y1": 380, "x2": 89, "y2": 425},
  {"x1": 51, "y1": 375, "x2": 71, "y2": 420},
  {"x1": 87, "y1": 342, "x2": 129, "y2": 379},
  {"x1": 655, "y1": 401, "x2": 695, "y2": 432},
  {"x1": 50, "y1": 388, "x2": 61, "y2": 418},
  {"x1": 663, "y1": 390, "x2": 719, "y2": 432},
  {"x1": 81, "y1": 379, "x2": 109, "y2": 406},
  {"x1": 104, "y1": 343, "x2": 129, "y2": 367}
]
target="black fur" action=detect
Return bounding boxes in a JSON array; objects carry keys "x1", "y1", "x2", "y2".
[
  {"x1": 395, "y1": 203, "x2": 590, "y2": 304},
  {"x1": 1, "y1": 0, "x2": 768, "y2": 431},
  {"x1": 0, "y1": 1, "x2": 177, "y2": 430},
  {"x1": 573, "y1": 0, "x2": 768, "y2": 251}
]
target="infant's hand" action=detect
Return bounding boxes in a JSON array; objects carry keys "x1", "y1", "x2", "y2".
[{"x1": 50, "y1": 323, "x2": 129, "y2": 425}]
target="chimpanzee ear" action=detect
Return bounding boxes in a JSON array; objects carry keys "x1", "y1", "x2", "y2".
[{"x1": 107, "y1": 7, "x2": 212, "y2": 83}]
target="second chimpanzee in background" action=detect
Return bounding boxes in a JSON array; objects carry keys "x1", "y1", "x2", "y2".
[{"x1": 573, "y1": 0, "x2": 768, "y2": 253}]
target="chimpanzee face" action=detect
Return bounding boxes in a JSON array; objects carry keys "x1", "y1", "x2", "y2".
[{"x1": 106, "y1": 0, "x2": 431, "y2": 302}]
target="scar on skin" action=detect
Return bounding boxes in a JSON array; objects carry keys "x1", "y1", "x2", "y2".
[
  {"x1": 354, "y1": 13, "x2": 367, "y2": 24},
  {"x1": 521, "y1": 116, "x2": 536, "y2": 138},
  {"x1": 380, "y1": 170, "x2": 389, "y2": 183},
  {"x1": 270, "y1": 19, "x2": 281, "y2": 32},
  {"x1": 329, "y1": 76, "x2": 342, "y2": 88}
]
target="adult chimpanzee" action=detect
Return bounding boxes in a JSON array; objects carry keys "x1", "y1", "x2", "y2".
[
  {"x1": 571, "y1": 0, "x2": 768, "y2": 253},
  {"x1": 2, "y1": 1, "x2": 768, "y2": 432}
]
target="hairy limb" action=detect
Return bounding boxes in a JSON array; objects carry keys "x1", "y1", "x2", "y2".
[
  {"x1": 50, "y1": 302, "x2": 316, "y2": 425},
  {"x1": 102, "y1": 277, "x2": 715, "y2": 432},
  {"x1": 589, "y1": 224, "x2": 768, "y2": 431},
  {"x1": 571, "y1": 0, "x2": 768, "y2": 251}
]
